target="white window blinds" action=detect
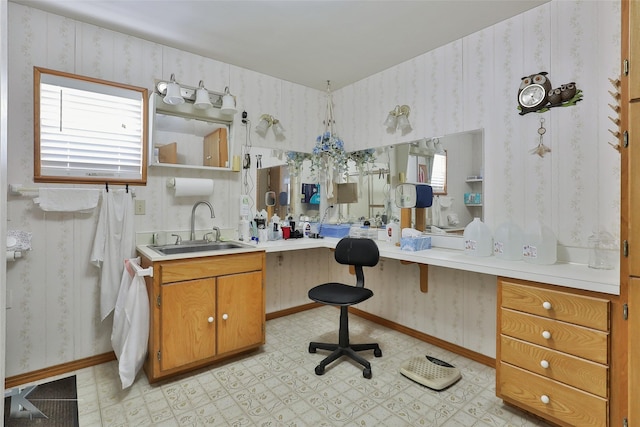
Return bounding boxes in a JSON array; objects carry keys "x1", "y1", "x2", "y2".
[{"x1": 35, "y1": 68, "x2": 147, "y2": 183}]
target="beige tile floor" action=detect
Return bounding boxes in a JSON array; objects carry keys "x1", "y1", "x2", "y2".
[{"x1": 47, "y1": 307, "x2": 552, "y2": 426}]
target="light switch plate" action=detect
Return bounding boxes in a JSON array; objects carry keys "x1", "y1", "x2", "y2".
[{"x1": 135, "y1": 199, "x2": 146, "y2": 215}]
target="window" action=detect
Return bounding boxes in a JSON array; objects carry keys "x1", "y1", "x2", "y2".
[{"x1": 34, "y1": 67, "x2": 148, "y2": 184}]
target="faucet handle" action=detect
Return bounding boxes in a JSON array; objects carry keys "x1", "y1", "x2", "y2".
[
  {"x1": 203, "y1": 232, "x2": 215, "y2": 242},
  {"x1": 171, "y1": 234, "x2": 182, "y2": 245}
]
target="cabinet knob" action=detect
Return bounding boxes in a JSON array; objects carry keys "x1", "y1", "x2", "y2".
[
  {"x1": 540, "y1": 395, "x2": 550, "y2": 404},
  {"x1": 542, "y1": 330, "x2": 552, "y2": 339},
  {"x1": 540, "y1": 359, "x2": 550, "y2": 369},
  {"x1": 542, "y1": 301, "x2": 552, "y2": 310},
  {"x1": 222, "y1": 313, "x2": 229, "y2": 320},
  {"x1": 207, "y1": 316, "x2": 214, "y2": 323}
]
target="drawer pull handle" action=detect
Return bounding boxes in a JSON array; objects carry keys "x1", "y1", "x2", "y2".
[
  {"x1": 222, "y1": 313, "x2": 229, "y2": 320},
  {"x1": 207, "y1": 316, "x2": 214, "y2": 323},
  {"x1": 542, "y1": 301, "x2": 552, "y2": 310},
  {"x1": 542, "y1": 330, "x2": 552, "y2": 339},
  {"x1": 540, "y1": 395, "x2": 550, "y2": 404},
  {"x1": 540, "y1": 360, "x2": 550, "y2": 369}
]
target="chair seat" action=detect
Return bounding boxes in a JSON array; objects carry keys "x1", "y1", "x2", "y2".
[{"x1": 308, "y1": 282, "x2": 373, "y2": 306}]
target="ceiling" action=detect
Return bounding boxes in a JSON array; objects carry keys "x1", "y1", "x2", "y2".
[{"x1": 11, "y1": 0, "x2": 549, "y2": 91}]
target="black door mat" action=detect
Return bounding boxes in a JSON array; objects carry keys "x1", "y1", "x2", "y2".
[{"x1": 4, "y1": 375, "x2": 79, "y2": 427}]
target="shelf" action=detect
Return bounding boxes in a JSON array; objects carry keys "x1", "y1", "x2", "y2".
[
  {"x1": 465, "y1": 178, "x2": 483, "y2": 183},
  {"x1": 465, "y1": 203, "x2": 483, "y2": 207},
  {"x1": 149, "y1": 162, "x2": 234, "y2": 172}
]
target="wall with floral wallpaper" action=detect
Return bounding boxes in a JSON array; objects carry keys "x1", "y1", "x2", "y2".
[{"x1": 4, "y1": 0, "x2": 620, "y2": 378}]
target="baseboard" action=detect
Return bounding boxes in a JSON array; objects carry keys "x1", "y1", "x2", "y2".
[
  {"x1": 266, "y1": 302, "x2": 321, "y2": 320},
  {"x1": 6, "y1": 304, "x2": 494, "y2": 389},
  {"x1": 5, "y1": 352, "x2": 116, "y2": 389},
  {"x1": 348, "y1": 307, "x2": 496, "y2": 368},
  {"x1": 270, "y1": 303, "x2": 495, "y2": 368}
]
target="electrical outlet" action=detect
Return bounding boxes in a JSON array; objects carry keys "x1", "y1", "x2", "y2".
[{"x1": 134, "y1": 199, "x2": 146, "y2": 215}]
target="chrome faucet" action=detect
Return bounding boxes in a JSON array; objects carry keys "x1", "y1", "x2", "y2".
[
  {"x1": 191, "y1": 200, "x2": 215, "y2": 241},
  {"x1": 204, "y1": 226, "x2": 221, "y2": 243}
]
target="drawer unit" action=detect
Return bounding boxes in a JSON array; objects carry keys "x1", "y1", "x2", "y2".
[
  {"x1": 500, "y1": 363, "x2": 607, "y2": 426},
  {"x1": 500, "y1": 336, "x2": 608, "y2": 397},
  {"x1": 497, "y1": 278, "x2": 610, "y2": 426}
]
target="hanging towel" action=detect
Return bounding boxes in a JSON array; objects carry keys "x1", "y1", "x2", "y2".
[
  {"x1": 34, "y1": 188, "x2": 101, "y2": 212},
  {"x1": 112, "y1": 257, "x2": 149, "y2": 389},
  {"x1": 91, "y1": 189, "x2": 136, "y2": 320}
]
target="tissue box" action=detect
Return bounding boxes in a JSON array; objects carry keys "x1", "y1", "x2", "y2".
[
  {"x1": 319, "y1": 224, "x2": 351, "y2": 238},
  {"x1": 400, "y1": 236, "x2": 432, "y2": 251}
]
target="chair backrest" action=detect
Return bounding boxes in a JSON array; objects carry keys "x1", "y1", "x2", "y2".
[{"x1": 334, "y1": 238, "x2": 379, "y2": 287}]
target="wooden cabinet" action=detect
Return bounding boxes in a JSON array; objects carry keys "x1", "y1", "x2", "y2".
[
  {"x1": 497, "y1": 278, "x2": 610, "y2": 427},
  {"x1": 140, "y1": 251, "x2": 266, "y2": 383}
]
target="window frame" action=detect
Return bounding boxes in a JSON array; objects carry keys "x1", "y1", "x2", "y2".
[{"x1": 33, "y1": 67, "x2": 148, "y2": 185}]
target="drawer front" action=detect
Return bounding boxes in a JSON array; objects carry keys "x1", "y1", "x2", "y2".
[
  {"x1": 501, "y1": 309, "x2": 608, "y2": 364},
  {"x1": 501, "y1": 280, "x2": 609, "y2": 331},
  {"x1": 160, "y1": 252, "x2": 264, "y2": 283},
  {"x1": 500, "y1": 335, "x2": 608, "y2": 398},
  {"x1": 499, "y1": 363, "x2": 607, "y2": 426}
]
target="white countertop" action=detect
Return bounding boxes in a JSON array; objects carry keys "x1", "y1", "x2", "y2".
[{"x1": 137, "y1": 237, "x2": 620, "y2": 295}]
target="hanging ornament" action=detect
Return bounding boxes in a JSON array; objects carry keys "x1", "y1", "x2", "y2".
[
  {"x1": 311, "y1": 81, "x2": 348, "y2": 198},
  {"x1": 530, "y1": 117, "x2": 551, "y2": 157}
]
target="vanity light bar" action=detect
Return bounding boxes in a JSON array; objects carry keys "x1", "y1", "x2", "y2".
[{"x1": 154, "y1": 80, "x2": 224, "y2": 108}]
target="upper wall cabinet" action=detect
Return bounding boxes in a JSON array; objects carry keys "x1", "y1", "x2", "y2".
[{"x1": 149, "y1": 83, "x2": 235, "y2": 171}]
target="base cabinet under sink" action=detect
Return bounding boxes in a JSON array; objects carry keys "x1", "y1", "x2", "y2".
[{"x1": 139, "y1": 251, "x2": 266, "y2": 383}]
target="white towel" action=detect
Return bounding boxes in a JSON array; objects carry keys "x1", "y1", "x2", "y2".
[
  {"x1": 112, "y1": 257, "x2": 149, "y2": 389},
  {"x1": 91, "y1": 189, "x2": 136, "y2": 320},
  {"x1": 35, "y1": 188, "x2": 100, "y2": 212}
]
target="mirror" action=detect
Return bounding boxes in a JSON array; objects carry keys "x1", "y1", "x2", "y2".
[
  {"x1": 149, "y1": 92, "x2": 234, "y2": 170},
  {"x1": 253, "y1": 128, "x2": 483, "y2": 230}
]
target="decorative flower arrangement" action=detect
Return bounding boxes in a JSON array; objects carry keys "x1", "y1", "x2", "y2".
[
  {"x1": 349, "y1": 148, "x2": 376, "y2": 175},
  {"x1": 310, "y1": 131, "x2": 349, "y2": 179},
  {"x1": 285, "y1": 151, "x2": 310, "y2": 177}
]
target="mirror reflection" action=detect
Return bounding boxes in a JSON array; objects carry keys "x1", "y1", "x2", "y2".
[
  {"x1": 254, "y1": 128, "x2": 483, "y2": 231},
  {"x1": 149, "y1": 92, "x2": 233, "y2": 169}
]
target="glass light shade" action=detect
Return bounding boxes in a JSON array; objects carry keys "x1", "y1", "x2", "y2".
[
  {"x1": 255, "y1": 118, "x2": 270, "y2": 136},
  {"x1": 272, "y1": 120, "x2": 285, "y2": 138},
  {"x1": 220, "y1": 92, "x2": 237, "y2": 114},
  {"x1": 194, "y1": 87, "x2": 212, "y2": 109},
  {"x1": 163, "y1": 81, "x2": 184, "y2": 105},
  {"x1": 397, "y1": 114, "x2": 412, "y2": 132},
  {"x1": 383, "y1": 112, "x2": 397, "y2": 130}
]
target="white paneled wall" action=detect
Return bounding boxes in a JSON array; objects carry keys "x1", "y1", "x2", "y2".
[{"x1": 5, "y1": 0, "x2": 620, "y2": 377}]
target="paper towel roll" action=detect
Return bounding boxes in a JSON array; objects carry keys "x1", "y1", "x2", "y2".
[{"x1": 168, "y1": 178, "x2": 214, "y2": 197}]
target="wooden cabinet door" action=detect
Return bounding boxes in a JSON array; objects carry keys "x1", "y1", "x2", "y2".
[
  {"x1": 217, "y1": 271, "x2": 264, "y2": 355},
  {"x1": 630, "y1": 277, "x2": 640, "y2": 425},
  {"x1": 160, "y1": 278, "x2": 216, "y2": 371},
  {"x1": 630, "y1": 102, "x2": 640, "y2": 276},
  {"x1": 630, "y1": 0, "x2": 640, "y2": 100}
]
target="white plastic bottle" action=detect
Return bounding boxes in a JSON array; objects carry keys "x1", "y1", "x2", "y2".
[
  {"x1": 493, "y1": 221, "x2": 524, "y2": 260},
  {"x1": 386, "y1": 221, "x2": 400, "y2": 245},
  {"x1": 523, "y1": 220, "x2": 557, "y2": 265},
  {"x1": 463, "y1": 217, "x2": 493, "y2": 256}
]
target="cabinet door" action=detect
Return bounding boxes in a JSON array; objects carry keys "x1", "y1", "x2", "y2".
[
  {"x1": 630, "y1": 102, "x2": 640, "y2": 276},
  {"x1": 160, "y1": 278, "x2": 216, "y2": 371},
  {"x1": 630, "y1": 0, "x2": 640, "y2": 100},
  {"x1": 217, "y1": 271, "x2": 264, "y2": 354}
]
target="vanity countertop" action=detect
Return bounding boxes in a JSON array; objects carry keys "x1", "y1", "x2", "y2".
[{"x1": 137, "y1": 237, "x2": 619, "y2": 295}]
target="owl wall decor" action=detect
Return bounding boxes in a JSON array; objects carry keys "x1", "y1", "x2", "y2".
[{"x1": 517, "y1": 72, "x2": 583, "y2": 115}]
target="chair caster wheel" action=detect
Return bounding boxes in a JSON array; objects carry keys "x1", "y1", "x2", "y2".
[
  {"x1": 315, "y1": 365, "x2": 325, "y2": 376},
  {"x1": 309, "y1": 344, "x2": 316, "y2": 353},
  {"x1": 363, "y1": 368, "x2": 372, "y2": 379},
  {"x1": 374, "y1": 348, "x2": 382, "y2": 357}
]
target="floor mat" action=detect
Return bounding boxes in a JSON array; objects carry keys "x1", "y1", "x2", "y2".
[{"x1": 4, "y1": 376, "x2": 78, "y2": 427}]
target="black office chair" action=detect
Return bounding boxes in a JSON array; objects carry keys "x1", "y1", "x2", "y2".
[{"x1": 308, "y1": 237, "x2": 382, "y2": 379}]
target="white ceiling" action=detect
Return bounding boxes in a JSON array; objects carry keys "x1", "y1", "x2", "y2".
[{"x1": 11, "y1": 0, "x2": 549, "y2": 91}]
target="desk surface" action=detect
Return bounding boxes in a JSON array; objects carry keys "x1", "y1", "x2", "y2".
[{"x1": 137, "y1": 237, "x2": 619, "y2": 295}]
